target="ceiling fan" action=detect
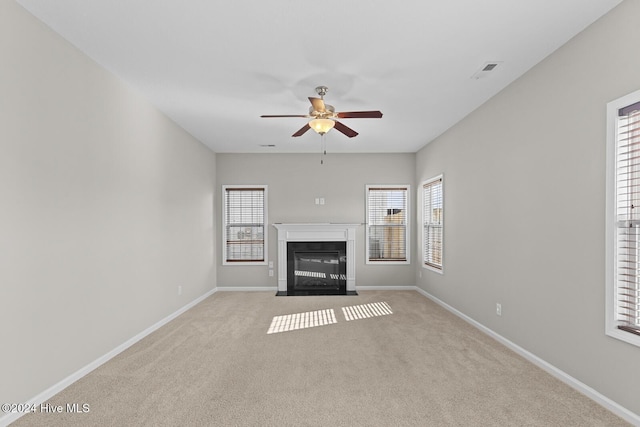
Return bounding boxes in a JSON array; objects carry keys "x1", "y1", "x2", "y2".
[{"x1": 260, "y1": 86, "x2": 383, "y2": 138}]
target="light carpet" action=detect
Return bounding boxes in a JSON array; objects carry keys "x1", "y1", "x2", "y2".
[{"x1": 11, "y1": 290, "x2": 629, "y2": 426}]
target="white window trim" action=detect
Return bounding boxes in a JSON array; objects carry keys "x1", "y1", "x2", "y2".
[
  {"x1": 222, "y1": 184, "x2": 268, "y2": 266},
  {"x1": 606, "y1": 90, "x2": 640, "y2": 348},
  {"x1": 365, "y1": 185, "x2": 410, "y2": 265},
  {"x1": 421, "y1": 175, "x2": 444, "y2": 275}
]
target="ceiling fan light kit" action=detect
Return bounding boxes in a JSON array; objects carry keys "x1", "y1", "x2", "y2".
[{"x1": 309, "y1": 118, "x2": 335, "y2": 135}]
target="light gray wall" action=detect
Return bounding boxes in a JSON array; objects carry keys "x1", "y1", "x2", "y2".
[
  {"x1": 416, "y1": 0, "x2": 640, "y2": 416},
  {"x1": 0, "y1": 1, "x2": 216, "y2": 405},
  {"x1": 216, "y1": 153, "x2": 415, "y2": 288}
]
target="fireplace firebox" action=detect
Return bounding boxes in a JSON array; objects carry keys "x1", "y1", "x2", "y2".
[{"x1": 286, "y1": 241, "x2": 346, "y2": 295}]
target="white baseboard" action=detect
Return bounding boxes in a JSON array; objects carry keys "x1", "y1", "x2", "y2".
[
  {"x1": 357, "y1": 286, "x2": 416, "y2": 291},
  {"x1": 214, "y1": 286, "x2": 414, "y2": 293},
  {"x1": 0, "y1": 287, "x2": 218, "y2": 427},
  {"x1": 215, "y1": 286, "x2": 278, "y2": 292},
  {"x1": 413, "y1": 286, "x2": 640, "y2": 426},
  {"x1": 214, "y1": 285, "x2": 413, "y2": 293}
]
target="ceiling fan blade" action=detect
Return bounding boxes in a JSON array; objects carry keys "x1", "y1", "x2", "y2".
[
  {"x1": 336, "y1": 111, "x2": 383, "y2": 119},
  {"x1": 333, "y1": 121, "x2": 359, "y2": 138},
  {"x1": 292, "y1": 123, "x2": 311, "y2": 137},
  {"x1": 309, "y1": 97, "x2": 326, "y2": 113},
  {"x1": 261, "y1": 114, "x2": 308, "y2": 118}
]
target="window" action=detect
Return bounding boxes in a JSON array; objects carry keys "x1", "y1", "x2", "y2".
[
  {"x1": 223, "y1": 185, "x2": 267, "y2": 265},
  {"x1": 366, "y1": 185, "x2": 409, "y2": 264},
  {"x1": 606, "y1": 90, "x2": 640, "y2": 346},
  {"x1": 422, "y1": 176, "x2": 443, "y2": 272}
]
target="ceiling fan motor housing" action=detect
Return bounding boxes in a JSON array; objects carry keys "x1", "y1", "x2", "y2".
[{"x1": 309, "y1": 104, "x2": 335, "y2": 118}]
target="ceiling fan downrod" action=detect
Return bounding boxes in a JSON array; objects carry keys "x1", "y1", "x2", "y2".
[{"x1": 315, "y1": 85, "x2": 328, "y2": 99}]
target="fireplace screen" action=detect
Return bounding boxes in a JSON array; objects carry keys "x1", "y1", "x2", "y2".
[{"x1": 287, "y1": 241, "x2": 346, "y2": 295}]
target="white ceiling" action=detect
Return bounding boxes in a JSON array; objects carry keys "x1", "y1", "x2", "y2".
[{"x1": 17, "y1": 0, "x2": 622, "y2": 154}]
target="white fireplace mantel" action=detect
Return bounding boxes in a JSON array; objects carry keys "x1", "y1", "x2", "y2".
[{"x1": 273, "y1": 223, "x2": 359, "y2": 293}]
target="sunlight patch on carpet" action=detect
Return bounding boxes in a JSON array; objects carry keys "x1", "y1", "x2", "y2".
[
  {"x1": 342, "y1": 302, "x2": 393, "y2": 321},
  {"x1": 267, "y1": 309, "x2": 337, "y2": 334}
]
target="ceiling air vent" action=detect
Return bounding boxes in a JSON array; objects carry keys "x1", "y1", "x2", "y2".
[{"x1": 471, "y1": 62, "x2": 502, "y2": 80}]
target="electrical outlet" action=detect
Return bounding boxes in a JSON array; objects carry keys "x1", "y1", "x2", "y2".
[
  {"x1": 269, "y1": 270, "x2": 274, "y2": 277},
  {"x1": 178, "y1": 285, "x2": 183, "y2": 296},
  {"x1": 496, "y1": 303, "x2": 502, "y2": 316}
]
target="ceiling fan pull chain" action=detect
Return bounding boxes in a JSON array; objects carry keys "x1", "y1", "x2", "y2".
[{"x1": 320, "y1": 133, "x2": 326, "y2": 164}]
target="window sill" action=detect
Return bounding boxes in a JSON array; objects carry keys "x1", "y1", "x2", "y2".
[
  {"x1": 223, "y1": 261, "x2": 268, "y2": 266},
  {"x1": 422, "y1": 264, "x2": 443, "y2": 275},
  {"x1": 606, "y1": 327, "x2": 640, "y2": 348},
  {"x1": 366, "y1": 260, "x2": 410, "y2": 265}
]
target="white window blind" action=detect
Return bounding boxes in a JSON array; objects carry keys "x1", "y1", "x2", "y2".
[
  {"x1": 223, "y1": 186, "x2": 266, "y2": 263},
  {"x1": 614, "y1": 100, "x2": 640, "y2": 336},
  {"x1": 366, "y1": 186, "x2": 408, "y2": 263},
  {"x1": 423, "y1": 177, "x2": 443, "y2": 270}
]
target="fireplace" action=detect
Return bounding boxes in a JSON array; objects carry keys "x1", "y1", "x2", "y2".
[
  {"x1": 273, "y1": 223, "x2": 359, "y2": 296},
  {"x1": 288, "y1": 241, "x2": 346, "y2": 295}
]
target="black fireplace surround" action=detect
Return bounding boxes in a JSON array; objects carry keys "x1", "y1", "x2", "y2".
[{"x1": 282, "y1": 241, "x2": 347, "y2": 296}]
